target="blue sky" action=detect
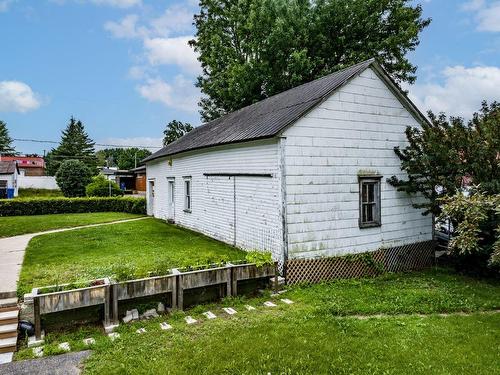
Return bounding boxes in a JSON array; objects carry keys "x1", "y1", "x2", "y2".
[{"x1": 0, "y1": 0, "x2": 499, "y2": 155}]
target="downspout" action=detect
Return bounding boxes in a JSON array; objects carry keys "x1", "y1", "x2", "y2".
[
  {"x1": 279, "y1": 137, "x2": 289, "y2": 279},
  {"x1": 233, "y1": 176, "x2": 237, "y2": 247}
]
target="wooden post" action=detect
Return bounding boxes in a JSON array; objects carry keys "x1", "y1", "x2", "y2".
[
  {"x1": 177, "y1": 274, "x2": 184, "y2": 311},
  {"x1": 274, "y1": 262, "x2": 279, "y2": 293},
  {"x1": 104, "y1": 284, "x2": 111, "y2": 326},
  {"x1": 171, "y1": 274, "x2": 177, "y2": 309},
  {"x1": 33, "y1": 296, "x2": 41, "y2": 340},
  {"x1": 226, "y1": 266, "x2": 232, "y2": 297},
  {"x1": 231, "y1": 265, "x2": 238, "y2": 297}
]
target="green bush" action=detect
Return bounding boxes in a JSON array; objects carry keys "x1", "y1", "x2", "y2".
[
  {"x1": 55, "y1": 160, "x2": 92, "y2": 197},
  {"x1": 0, "y1": 197, "x2": 146, "y2": 216},
  {"x1": 86, "y1": 175, "x2": 123, "y2": 197}
]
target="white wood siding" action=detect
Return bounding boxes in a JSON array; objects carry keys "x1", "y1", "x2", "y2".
[
  {"x1": 282, "y1": 67, "x2": 432, "y2": 259},
  {"x1": 146, "y1": 140, "x2": 283, "y2": 261}
]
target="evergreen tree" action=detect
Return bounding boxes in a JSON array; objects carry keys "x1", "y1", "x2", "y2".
[
  {"x1": 163, "y1": 120, "x2": 193, "y2": 145},
  {"x1": 190, "y1": 0, "x2": 431, "y2": 121},
  {"x1": 46, "y1": 117, "x2": 97, "y2": 175},
  {"x1": 0, "y1": 120, "x2": 15, "y2": 155}
]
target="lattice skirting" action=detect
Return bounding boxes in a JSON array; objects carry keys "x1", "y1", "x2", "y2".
[{"x1": 285, "y1": 240, "x2": 435, "y2": 285}]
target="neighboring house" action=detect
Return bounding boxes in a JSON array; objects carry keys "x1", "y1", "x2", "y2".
[
  {"x1": 143, "y1": 59, "x2": 433, "y2": 280},
  {"x1": 0, "y1": 161, "x2": 19, "y2": 198},
  {"x1": 0, "y1": 155, "x2": 45, "y2": 176},
  {"x1": 101, "y1": 166, "x2": 147, "y2": 194},
  {"x1": 131, "y1": 165, "x2": 146, "y2": 194}
]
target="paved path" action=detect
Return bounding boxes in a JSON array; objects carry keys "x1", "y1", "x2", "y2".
[
  {"x1": 0, "y1": 350, "x2": 91, "y2": 374},
  {"x1": 0, "y1": 217, "x2": 148, "y2": 296}
]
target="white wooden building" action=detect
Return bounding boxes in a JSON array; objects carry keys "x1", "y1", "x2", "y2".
[
  {"x1": 0, "y1": 161, "x2": 19, "y2": 198},
  {"x1": 144, "y1": 59, "x2": 433, "y2": 279}
]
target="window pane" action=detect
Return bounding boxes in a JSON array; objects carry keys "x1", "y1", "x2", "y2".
[
  {"x1": 368, "y1": 183, "x2": 374, "y2": 202},
  {"x1": 362, "y1": 183, "x2": 368, "y2": 202}
]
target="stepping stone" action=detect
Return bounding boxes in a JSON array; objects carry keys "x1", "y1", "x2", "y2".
[
  {"x1": 245, "y1": 305, "x2": 256, "y2": 311},
  {"x1": 32, "y1": 347, "x2": 43, "y2": 357},
  {"x1": 136, "y1": 328, "x2": 147, "y2": 334},
  {"x1": 140, "y1": 309, "x2": 159, "y2": 320},
  {"x1": 108, "y1": 332, "x2": 120, "y2": 341},
  {"x1": 83, "y1": 338, "x2": 95, "y2": 346},
  {"x1": 280, "y1": 298, "x2": 294, "y2": 305},
  {"x1": 58, "y1": 342, "x2": 70, "y2": 352},
  {"x1": 222, "y1": 307, "x2": 237, "y2": 315},
  {"x1": 160, "y1": 322, "x2": 172, "y2": 330},
  {"x1": 263, "y1": 301, "x2": 277, "y2": 307},
  {"x1": 202, "y1": 311, "x2": 217, "y2": 319},
  {"x1": 185, "y1": 316, "x2": 197, "y2": 325}
]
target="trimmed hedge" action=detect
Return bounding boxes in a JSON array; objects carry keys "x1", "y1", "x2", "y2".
[{"x1": 0, "y1": 197, "x2": 146, "y2": 216}]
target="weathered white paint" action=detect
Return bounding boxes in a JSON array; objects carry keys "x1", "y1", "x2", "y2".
[
  {"x1": 146, "y1": 66, "x2": 432, "y2": 263},
  {"x1": 17, "y1": 175, "x2": 58, "y2": 190},
  {"x1": 281, "y1": 67, "x2": 432, "y2": 259},
  {"x1": 146, "y1": 139, "x2": 283, "y2": 261}
]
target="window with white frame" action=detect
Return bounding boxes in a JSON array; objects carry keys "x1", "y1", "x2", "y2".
[
  {"x1": 184, "y1": 177, "x2": 192, "y2": 212},
  {"x1": 359, "y1": 176, "x2": 381, "y2": 228}
]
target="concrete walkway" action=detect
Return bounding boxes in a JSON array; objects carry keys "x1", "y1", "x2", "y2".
[
  {"x1": 0, "y1": 217, "x2": 148, "y2": 296},
  {"x1": 0, "y1": 350, "x2": 91, "y2": 374}
]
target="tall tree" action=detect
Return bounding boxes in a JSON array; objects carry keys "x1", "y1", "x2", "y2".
[
  {"x1": 388, "y1": 101, "x2": 500, "y2": 217},
  {"x1": 163, "y1": 120, "x2": 193, "y2": 146},
  {"x1": 55, "y1": 159, "x2": 92, "y2": 197},
  {"x1": 190, "y1": 0, "x2": 431, "y2": 121},
  {"x1": 0, "y1": 120, "x2": 15, "y2": 155},
  {"x1": 46, "y1": 117, "x2": 97, "y2": 175},
  {"x1": 96, "y1": 148, "x2": 152, "y2": 170}
]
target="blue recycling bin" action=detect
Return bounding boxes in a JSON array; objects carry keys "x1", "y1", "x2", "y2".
[{"x1": 6, "y1": 188, "x2": 15, "y2": 199}]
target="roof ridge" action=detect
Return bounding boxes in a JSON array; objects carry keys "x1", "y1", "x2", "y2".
[{"x1": 144, "y1": 58, "x2": 376, "y2": 162}]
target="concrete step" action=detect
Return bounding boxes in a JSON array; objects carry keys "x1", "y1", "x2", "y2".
[
  {"x1": 0, "y1": 291, "x2": 16, "y2": 300},
  {"x1": 0, "y1": 336, "x2": 16, "y2": 354},
  {"x1": 0, "y1": 297, "x2": 18, "y2": 309},
  {"x1": 0, "y1": 310, "x2": 18, "y2": 325},
  {"x1": 0, "y1": 352, "x2": 14, "y2": 365},
  {"x1": 0, "y1": 324, "x2": 17, "y2": 339}
]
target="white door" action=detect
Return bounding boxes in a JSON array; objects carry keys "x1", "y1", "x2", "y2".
[
  {"x1": 148, "y1": 180, "x2": 155, "y2": 216},
  {"x1": 167, "y1": 179, "x2": 175, "y2": 222}
]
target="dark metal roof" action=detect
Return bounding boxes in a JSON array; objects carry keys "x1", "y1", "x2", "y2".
[
  {"x1": 144, "y1": 58, "x2": 387, "y2": 163},
  {"x1": 0, "y1": 161, "x2": 18, "y2": 174}
]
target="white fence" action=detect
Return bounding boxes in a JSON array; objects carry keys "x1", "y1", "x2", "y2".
[{"x1": 18, "y1": 175, "x2": 59, "y2": 190}]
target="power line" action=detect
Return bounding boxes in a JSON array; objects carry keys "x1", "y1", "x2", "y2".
[{"x1": 12, "y1": 138, "x2": 163, "y2": 149}]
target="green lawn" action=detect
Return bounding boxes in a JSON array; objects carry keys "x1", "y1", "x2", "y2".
[
  {"x1": 17, "y1": 218, "x2": 245, "y2": 295},
  {"x1": 17, "y1": 188, "x2": 63, "y2": 199},
  {"x1": 0, "y1": 212, "x2": 143, "y2": 238},
  {"x1": 14, "y1": 269, "x2": 500, "y2": 374}
]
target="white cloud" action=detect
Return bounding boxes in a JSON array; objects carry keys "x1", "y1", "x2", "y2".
[
  {"x1": 97, "y1": 136, "x2": 163, "y2": 150},
  {"x1": 407, "y1": 65, "x2": 500, "y2": 117},
  {"x1": 90, "y1": 0, "x2": 141, "y2": 8},
  {"x1": 462, "y1": 0, "x2": 500, "y2": 32},
  {"x1": 137, "y1": 75, "x2": 199, "y2": 112},
  {"x1": 149, "y1": 5, "x2": 193, "y2": 37},
  {"x1": 51, "y1": 0, "x2": 141, "y2": 8},
  {"x1": 462, "y1": 0, "x2": 485, "y2": 11},
  {"x1": 0, "y1": 0, "x2": 14, "y2": 12},
  {"x1": 104, "y1": 14, "x2": 146, "y2": 39},
  {"x1": 0, "y1": 81, "x2": 41, "y2": 113},
  {"x1": 144, "y1": 36, "x2": 200, "y2": 74}
]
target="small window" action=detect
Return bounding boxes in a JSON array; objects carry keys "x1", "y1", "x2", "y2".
[
  {"x1": 359, "y1": 177, "x2": 381, "y2": 228},
  {"x1": 184, "y1": 177, "x2": 192, "y2": 212}
]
